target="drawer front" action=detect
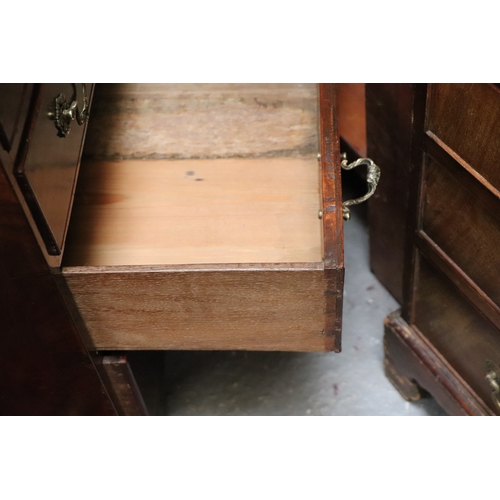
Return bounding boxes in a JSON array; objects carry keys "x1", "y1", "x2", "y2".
[
  {"x1": 413, "y1": 254, "x2": 500, "y2": 414},
  {"x1": 14, "y1": 83, "x2": 93, "y2": 263},
  {"x1": 427, "y1": 83, "x2": 500, "y2": 192},
  {"x1": 422, "y1": 154, "x2": 500, "y2": 308}
]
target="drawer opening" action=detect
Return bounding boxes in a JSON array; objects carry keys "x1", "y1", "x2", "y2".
[{"x1": 62, "y1": 84, "x2": 324, "y2": 268}]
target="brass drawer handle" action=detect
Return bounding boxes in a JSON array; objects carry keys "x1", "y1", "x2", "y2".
[
  {"x1": 341, "y1": 153, "x2": 381, "y2": 221},
  {"x1": 485, "y1": 361, "x2": 500, "y2": 411},
  {"x1": 50, "y1": 83, "x2": 89, "y2": 137}
]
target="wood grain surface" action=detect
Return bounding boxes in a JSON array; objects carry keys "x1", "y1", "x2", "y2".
[
  {"x1": 422, "y1": 151, "x2": 500, "y2": 309},
  {"x1": 338, "y1": 84, "x2": 367, "y2": 157},
  {"x1": 62, "y1": 83, "x2": 344, "y2": 353},
  {"x1": 427, "y1": 83, "x2": 500, "y2": 192},
  {"x1": 83, "y1": 83, "x2": 318, "y2": 160},
  {"x1": 319, "y1": 84, "x2": 343, "y2": 269},
  {"x1": 383, "y1": 83, "x2": 500, "y2": 415},
  {"x1": 64, "y1": 157, "x2": 322, "y2": 266},
  {"x1": 366, "y1": 84, "x2": 416, "y2": 304},
  {"x1": 63, "y1": 263, "x2": 340, "y2": 352}
]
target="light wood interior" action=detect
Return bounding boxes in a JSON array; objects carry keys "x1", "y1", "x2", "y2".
[
  {"x1": 63, "y1": 84, "x2": 322, "y2": 267},
  {"x1": 338, "y1": 84, "x2": 367, "y2": 157}
]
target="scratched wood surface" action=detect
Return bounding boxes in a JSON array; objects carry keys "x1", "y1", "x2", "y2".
[{"x1": 83, "y1": 83, "x2": 319, "y2": 160}]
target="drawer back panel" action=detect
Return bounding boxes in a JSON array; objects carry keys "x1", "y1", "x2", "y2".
[{"x1": 83, "y1": 83, "x2": 319, "y2": 160}]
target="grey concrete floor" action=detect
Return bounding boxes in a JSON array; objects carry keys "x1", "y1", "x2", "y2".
[{"x1": 129, "y1": 181, "x2": 447, "y2": 416}]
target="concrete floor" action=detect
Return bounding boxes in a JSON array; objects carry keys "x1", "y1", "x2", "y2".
[{"x1": 129, "y1": 180, "x2": 447, "y2": 416}]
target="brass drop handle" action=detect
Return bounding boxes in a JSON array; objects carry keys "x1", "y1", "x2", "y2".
[
  {"x1": 50, "y1": 83, "x2": 89, "y2": 138},
  {"x1": 341, "y1": 153, "x2": 381, "y2": 221},
  {"x1": 485, "y1": 361, "x2": 500, "y2": 411}
]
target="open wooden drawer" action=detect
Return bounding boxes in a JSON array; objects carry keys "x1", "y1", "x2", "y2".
[
  {"x1": 7, "y1": 83, "x2": 355, "y2": 353},
  {"x1": 59, "y1": 84, "x2": 346, "y2": 352}
]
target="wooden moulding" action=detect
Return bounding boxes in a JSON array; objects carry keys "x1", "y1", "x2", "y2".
[
  {"x1": 319, "y1": 83, "x2": 343, "y2": 269},
  {"x1": 62, "y1": 84, "x2": 343, "y2": 353},
  {"x1": 384, "y1": 310, "x2": 494, "y2": 416},
  {"x1": 96, "y1": 354, "x2": 149, "y2": 416}
]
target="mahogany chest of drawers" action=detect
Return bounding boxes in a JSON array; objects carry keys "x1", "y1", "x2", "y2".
[
  {"x1": 5, "y1": 82, "x2": 499, "y2": 415},
  {"x1": 368, "y1": 83, "x2": 500, "y2": 416}
]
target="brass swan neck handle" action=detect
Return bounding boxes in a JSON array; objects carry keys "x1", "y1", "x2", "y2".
[
  {"x1": 50, "y1": 83, "x2": 89, "y2": 138},
  {"x1": 341, "y1": 153, "x2": 381, "y2": 221}
]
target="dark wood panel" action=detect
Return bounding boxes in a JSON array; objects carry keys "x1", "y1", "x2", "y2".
[
  {"x1": 417, "y1": 231, "x2": 500, "y2": 332},
  {"x1": 421, "y1": 153, "x2": 500, "y2": 309},
  {"x1": 381, "y1": 83, "x2": 500, "y2": 416},
  {"x1": 14, "y1": 84, "x2": 94, "y2": 261},
  {"x1": 413, "y1": 254, "x2": 500, "y2": 414},
  {"x1": 427, "y1": 83, "x2": 500, "y2": 192},
  {"x1": 384, "y1": 311, "x2": 493, "y2": 415},
  {"x1": 401, "y1": 85, "x2": 429, "y2": 322},
  {"x1": 0, "y1": 84, "x2": 35, "y2": 175},
  {"x1": 366, "y1": 84, "x2": 416, "y2": 304},
  {"x1": 0, "y1": 165, "x2": 117, "y2": 415},
  {"x1": 0, "y1": 84, "x2": 30, "y2": 153}
]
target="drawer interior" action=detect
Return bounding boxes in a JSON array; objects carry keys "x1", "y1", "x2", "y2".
[{"x1": 63, "y1": 84, "x2": 323, "y2": 267}]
